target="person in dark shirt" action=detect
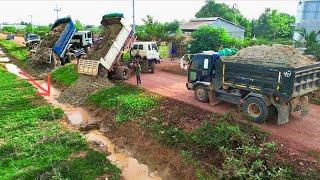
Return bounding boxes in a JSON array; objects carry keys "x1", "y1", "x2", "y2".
[{"x1": 135, "y1": 61, "x2": 142, "y2": 87}]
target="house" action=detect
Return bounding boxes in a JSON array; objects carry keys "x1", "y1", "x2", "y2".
[
  {"x1": 180, "y1": 17, "x2": 245, "y2": 39},
  {"x1": 293, "y1": 0, "x2": 320, "y2": 42}
]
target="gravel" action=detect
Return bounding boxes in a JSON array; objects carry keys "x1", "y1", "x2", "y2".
[
  {"x1": 57, "y1": 75, "x2": 113, "y2": 106},
  {"x1": 232, "y1": 45, "x2": 316, "y2": 67}
]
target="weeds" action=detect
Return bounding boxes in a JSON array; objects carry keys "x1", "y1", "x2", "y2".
[
  {"x1": 0, "y1": 69, "x2": 120, "y2": 179},
  {"x1": 0, "y1": 40, "x2": 28, "y2": 62},
  {"x1": 89, "y1": 85, "x2": 158, "y2": 122},
  {"x1": 51, "y1": 64, "x2": 79, "y2": 86}
]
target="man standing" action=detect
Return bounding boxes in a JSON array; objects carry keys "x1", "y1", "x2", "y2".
[
  {"x1": 170, "y1": 47, "x2": 176, "y2": 61},
  {"x1": 135, "y1": 61, "x2": 141, "y2": 87}
]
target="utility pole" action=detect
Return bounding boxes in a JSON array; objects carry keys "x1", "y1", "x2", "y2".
[
  {"x1": 54, "y1": 5, "x2": 62, "y2": 19},
  {"x1": 132, "y1": 0, "x2": 136, "y2": 36},
  {"x1": 29, "y1": 15, "x2": 33, "y2": 33},
  {"x1": 232, "y1": 3, "x2": 238, "y2": 38}
]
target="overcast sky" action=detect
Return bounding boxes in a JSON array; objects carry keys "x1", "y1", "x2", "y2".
[{"x1": 0, "y1": 0, "x2": 299, "y2": 26}]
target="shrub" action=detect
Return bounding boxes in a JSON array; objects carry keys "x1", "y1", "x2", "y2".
[{"x1": 159, "y1": 45, "x2": 169, "y2": 58}]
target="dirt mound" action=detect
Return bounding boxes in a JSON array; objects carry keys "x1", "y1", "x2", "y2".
[
  {"x1": 86, "y1": 24, "x2": 123, "y2": 60},
  {"x1": 27, "y1": 24, "x2": 66, "y2": 76},
  {"x1": 233, "y1": 45, "x2": 316, "y2": 67},
  {"x1": 58, "y1": 75, "x2": 113, "y2": 106}
]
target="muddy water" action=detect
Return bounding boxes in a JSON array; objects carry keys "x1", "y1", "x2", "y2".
[{"x1": 4, "y1": 62, "x2": 161, "y2": 180}]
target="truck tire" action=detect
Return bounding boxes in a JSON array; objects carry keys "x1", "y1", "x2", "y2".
[
  {"x1": 243, "y1": 97, "x2": 269, "y2": 123},
  {"x1": 116, "y1": 66, "x2": 131, "y2": 80},
  {"x1": 150, "y1": 61, "x2": 155, "y2": 73},
  {"x1": 195, "y1": 85, "x2": 209, "y2": 102}
]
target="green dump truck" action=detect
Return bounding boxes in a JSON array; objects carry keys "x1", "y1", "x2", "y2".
[{"x1": 186, "y1": 52, "x2": 320, "y2": 125}]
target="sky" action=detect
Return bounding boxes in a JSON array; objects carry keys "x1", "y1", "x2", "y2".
[{"x1": 0, "y1": 0, "x2": 300, "y2": 26}]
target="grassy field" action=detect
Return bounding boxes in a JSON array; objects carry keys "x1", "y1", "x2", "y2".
[
  {"x1": 0, "y1": 67, "x2": 120, "y2": 179},
  {"x1": 89, "y1": 84, "x2": 320, "y2": 179},
  {"x1": 51, "y1": 64, "x2": 79, "y2": 86},
  {"x1": 0, "y1": 40, "x2": 28, "y2": 62}
]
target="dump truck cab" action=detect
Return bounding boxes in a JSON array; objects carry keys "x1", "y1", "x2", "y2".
[
  {"x1": 186, "y1": 52, "x2": 220, "y2": 91},
  {"x1": 70, "y1": 31, "x2": 93, "y2": 50}
]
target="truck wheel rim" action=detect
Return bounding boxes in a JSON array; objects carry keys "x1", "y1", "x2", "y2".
[
  {"x1": 248, "y1": 103, "x2": 261, "y2": 118},
  {"x1": 197, "y1": 89, "x2": 205, "y2": 99}
]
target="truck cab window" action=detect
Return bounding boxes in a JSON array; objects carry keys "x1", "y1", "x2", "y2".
[
  {"x1": 151, "y1": 44, "x2": 158, "y2": 51},
  {"x1": 138, "y1": 45, "x2": 143, "y2": 50},
  {"x1": 148, "y1": 44, "x2": 151, "y2": 50},
  {"x1": 133, "y1": 44, "x2": 138, "y2": 50}
]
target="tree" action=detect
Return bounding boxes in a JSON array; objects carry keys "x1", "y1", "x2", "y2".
[
  {"x1": 188, "y1": 25, "x2": 231, "y2": 53},
  {"x1": 74, "y1": 20, "x2": 84, "y2": 30},
  {"x1": 135, "y1": 16, "x2": 181, "y2": 42},
  {"x1": 195, "y1": 0, "x2": 251, "y2": 37},
  {"x1": 254, "y1": 9, "x2": 295, "y2": 40}
]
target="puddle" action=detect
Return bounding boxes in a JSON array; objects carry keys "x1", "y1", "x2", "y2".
[
  {"x1": 86, "y1": 131, "x2": 161, "y2": 180},
  {"x1": 0, "y1": 57, "x2": 10, "y2": 62},
  {"x1": 5, "y1": 61, "x2": 161, "y2": 179}
]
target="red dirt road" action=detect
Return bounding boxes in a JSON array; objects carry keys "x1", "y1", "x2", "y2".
[
  {"x1": 127, "y1": 70, "x2": 232, "y2": 114},
  {"x1": 0, "y1": 33, "x2": 25, "y2": 46},
  {"x1": 127, "y1": 69, "x2": 320, "y2": 153}
]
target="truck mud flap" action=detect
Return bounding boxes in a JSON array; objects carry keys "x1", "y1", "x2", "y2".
[
  {"x1": 208, "y1": 86, "x2": 221, "y2": 106},
  {"x1": 270, "y1": 97, "x2": 290, "y2": 125}
]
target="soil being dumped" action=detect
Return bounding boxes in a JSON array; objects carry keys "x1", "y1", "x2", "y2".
[
  {"x1": 27, "y1": 24, "x2": 67, "y2": 76},
  {"x1": 86, "y1": 24, "x2": 123, "y2": 60},
  {"x1": 58, "y1": 75, "x2": 113, "y2": 106},
  {"x1": 232, "y1": 45, "x2": 316, "y2": 67}
]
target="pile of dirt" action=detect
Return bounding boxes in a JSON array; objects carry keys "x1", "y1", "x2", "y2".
[
  {"x1": 86, "y1": 24, "x2": 123, "y2": 60},
  {"x1": 58, "y1": 75, "x2": 113, "y2": 106},
  {"x1": 27, "y1": 24, "x2": 67, "y2": 76},
  {"x1": 232, "y1": 45, "x2": 316, "y2": 67}
]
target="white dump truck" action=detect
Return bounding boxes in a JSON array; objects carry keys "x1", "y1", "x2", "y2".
[{"x1": 77, "y1": 14, "x2": 156, "y2": 80}]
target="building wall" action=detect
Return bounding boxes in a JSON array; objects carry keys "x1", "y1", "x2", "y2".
[
  {"x1": 294, "y1": 0, "x2": 320, "y2": 42},
  {"x1": 212, "y1": 19, "x2": 245, "y2": 39}
]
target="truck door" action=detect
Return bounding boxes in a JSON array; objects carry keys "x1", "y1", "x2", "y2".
[{"x1": 188, "y1": 54, "x2": 211, "y2": 83}]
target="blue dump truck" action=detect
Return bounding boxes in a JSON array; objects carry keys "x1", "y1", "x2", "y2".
[
  {"x1": 186, "y1": 52, "x2": 320, "y2": 125},
  {"x1": 50, "y1": 17, "x2": 77, "y2": 64}
]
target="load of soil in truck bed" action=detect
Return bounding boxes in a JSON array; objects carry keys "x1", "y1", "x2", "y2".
[
  {"x1": 231, "y1": 45, "x2": 316, "y2": 67},
  {"x1": 86, "y1": 24, "x2": 123, "y2": 60},
  {"x1": 27, "y1": 23, "x2": 67, "y2": 76}
]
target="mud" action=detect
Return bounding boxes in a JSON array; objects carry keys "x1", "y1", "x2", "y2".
[
  {"x1": 86, "y1": 24, "x2": 123, "y2": 60},
  {"x1": 232, "y1": 45, "x2": 316, "y2": 67},
  {"x1": 57, "y1": 75, "x2": 113, "y2": 106}
]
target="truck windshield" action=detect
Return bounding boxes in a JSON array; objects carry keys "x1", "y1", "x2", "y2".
[
  {"x1": 190, "y1": 56, "x2": 205, "y2": 69},
  {"x1": 29, "y1": 35, "x2": 39, "y2": 40}
]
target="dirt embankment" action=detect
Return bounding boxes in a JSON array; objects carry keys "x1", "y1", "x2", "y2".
[
  {"x1": 232, "y1": 45, "x2": 316, "y2": 67},
  {"x1": 57, "y1": 75, "x2": 113, "y2": 106},
  {"x1": 27, "y1": 24, "x2": 66, "y2": 76}
]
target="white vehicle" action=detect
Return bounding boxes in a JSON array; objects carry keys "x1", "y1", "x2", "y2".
[
  {"x1": 70, "y1": 31, "x2": 93, "y2": 49},
  {"x1": 130, "y1": 42, "x2": 160, "y2": 62}
]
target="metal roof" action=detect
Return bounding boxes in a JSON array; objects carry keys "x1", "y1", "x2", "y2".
[{"x1": 181, "y1": 17, "x2": 245, "y2": 31}]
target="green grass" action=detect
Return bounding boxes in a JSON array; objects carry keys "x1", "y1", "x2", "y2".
[
  {"x1": 89, "y1": 85, "x2": 158, "y2": 122},
  {"x1": 311, "y1": 98, "x2": 320, "y2": 105},
  {"x1": 0, "y1": 68, "x2": 120, "y2": 179},
  {"x1": 89, "y1": 85, "x2": 319, "y2": 179},
  {"x1": 0, "y1": 40, "x2": 28, "y2": 62},
  {"x1": 51, "y1": 64, "x2": 79, "y2": 86}
]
